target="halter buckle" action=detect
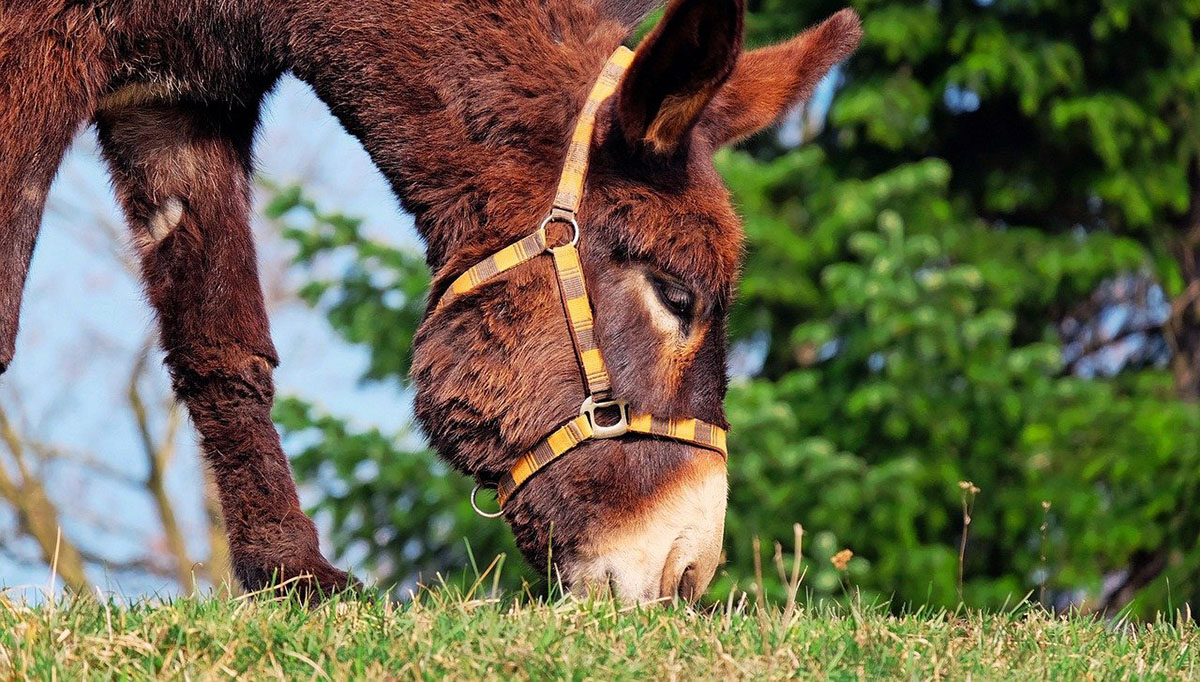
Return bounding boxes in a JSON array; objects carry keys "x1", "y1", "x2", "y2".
[
  {"x1": 540, "y1": 208, "x2": 580, "y2": 248},
  {"x1": 580, "y1": 395, "x2": 629, "y2": 439}
]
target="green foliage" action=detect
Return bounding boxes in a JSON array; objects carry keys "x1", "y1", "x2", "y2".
[
  {"x1": 714, "y1": 0, "x2": 1200, "y2": 614},
  {"x1": 820, "y1": 0, "x2": 1200, "y2": 241},
  {"x1": 1018, "y1": 374, "x2": 1200, "y2": 607},
  {"x1": 274, "y1": 397, "x2": 526, "y2": 591},
  {"x1": 266, "y1": 184, "x2": 428, "y2": 383},
  {"x1": 715, "y1": 144, "x2": 1200, "y2": 611}
]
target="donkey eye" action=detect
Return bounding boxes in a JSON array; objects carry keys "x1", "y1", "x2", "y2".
[{"x1": 651, "y1": 275, "x2": 694, "y2": 319}]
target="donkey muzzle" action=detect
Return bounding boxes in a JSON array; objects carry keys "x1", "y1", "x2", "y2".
[{"x1": 564, "y1": 453, "x2": 727, "y2": 603}]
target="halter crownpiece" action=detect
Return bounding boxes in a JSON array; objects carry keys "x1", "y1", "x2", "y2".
[{"x1": 432, "y1": 46, "x2": 728, "y2": 517}]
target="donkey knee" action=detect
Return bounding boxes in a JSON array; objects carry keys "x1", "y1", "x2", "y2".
[{"x1": 164, "y1": 346, "x2": 279, "y2": 404}]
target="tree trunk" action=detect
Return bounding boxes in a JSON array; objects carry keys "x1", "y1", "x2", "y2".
[
  {"x1": 1098, "y1": 162, "x2": 1200, "y2": 616},
  {"x1": 1169, "y1": 163, "x2": 1200, "y2": 400}
]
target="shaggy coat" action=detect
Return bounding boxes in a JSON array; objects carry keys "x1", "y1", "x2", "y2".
[{"x1": 0, "y1": 0, "x2": 860, "y2": 597}]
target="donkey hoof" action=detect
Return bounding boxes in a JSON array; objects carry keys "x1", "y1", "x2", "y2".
[
  {"x1": 233, "y1": 553, "x2": 360, "y2": 602},
  {"x1": 285, "y1": 564, "x2": 360, "y2": 602}
]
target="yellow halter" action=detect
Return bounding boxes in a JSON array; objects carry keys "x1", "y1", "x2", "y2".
[{"x1": 432, "y1": 47, "x2": 728, "y2": 517}]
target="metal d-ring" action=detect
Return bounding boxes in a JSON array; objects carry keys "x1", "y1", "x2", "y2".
[
  {"x1": 470, "y1": 483, "x2": 504, "y2": 519},
  {"x1": 539, "y1": 209, "x2": 580, "y2": 248}
]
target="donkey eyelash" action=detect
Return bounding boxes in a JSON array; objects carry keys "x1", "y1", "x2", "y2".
[{"x1": 650, "y1": 274, "x2": 695, "y2": 320}]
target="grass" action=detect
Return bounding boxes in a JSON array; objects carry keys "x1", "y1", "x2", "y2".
[{"x1": 1, "y1": 583, "x2": 1197, "y2": 680}]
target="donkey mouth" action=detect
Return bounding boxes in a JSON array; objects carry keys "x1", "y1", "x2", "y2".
[{"x1": 564, "y1": 454, "x2": 727, "y2": 603}]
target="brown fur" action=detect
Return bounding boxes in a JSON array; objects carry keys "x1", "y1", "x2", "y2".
[
  {"x1": 704, "y1": 8, "x2": 863, "y2": 146},
  {"x1": 0, "y1": 0, "x2": 860, "y2": 597},
  {"x1": 617, "y1": 0, "x2": 742, "y2": 154}
]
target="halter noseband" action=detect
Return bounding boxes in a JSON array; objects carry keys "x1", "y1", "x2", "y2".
[{"x1": 432, "y1": 47, "x2": 728, "y2": 517}]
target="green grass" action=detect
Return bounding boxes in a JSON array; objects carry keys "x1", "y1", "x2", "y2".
[{"x1": 1, "y1": 585, "x2": 1197, "y2": 680}]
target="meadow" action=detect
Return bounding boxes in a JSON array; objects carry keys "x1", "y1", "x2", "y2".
[{"x1": 3, "y1": 584, "x2": 1196, "y2": 680}]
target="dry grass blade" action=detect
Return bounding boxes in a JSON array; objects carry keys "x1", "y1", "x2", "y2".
[{"x1": 780, "y1": 524, "x2": 806, "y2": 634}]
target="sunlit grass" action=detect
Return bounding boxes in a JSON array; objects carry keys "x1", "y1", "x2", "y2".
[{"x1": 1, "y1": 580, "x2": 1197, "y2": 680}]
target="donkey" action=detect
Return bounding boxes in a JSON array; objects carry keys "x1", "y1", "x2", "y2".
[{"x1": 0, "y1": 0, "x2": 860, "y2": 601}]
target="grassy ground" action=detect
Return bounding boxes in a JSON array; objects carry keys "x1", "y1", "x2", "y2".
[{"x1": 1, "y1": 584, "x2": 1197, "y2": 681}]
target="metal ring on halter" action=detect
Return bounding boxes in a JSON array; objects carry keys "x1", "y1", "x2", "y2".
[
  {"x1": 580, "y1": 395, "x2": 629, "y2": 439},
  {"x1": 470, "y1": 483, "x2": 504, "y2": 518},
  {"x1": 540, "y1": 209, "x2": 580, "y2": 248}
]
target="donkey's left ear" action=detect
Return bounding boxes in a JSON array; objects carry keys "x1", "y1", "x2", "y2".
[
  {"x1": 703, "y1": 9, "x2": 862, "y2": 148},
  {"x1": 616, "y1": 0, "x2": 745, "y2": 156}
]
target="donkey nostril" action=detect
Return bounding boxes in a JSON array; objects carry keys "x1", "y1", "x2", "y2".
[
  {"x1": 676, "y1": 563, "x2": 699, "y2": 601},
  {"x1": 658, "y1": 542, "x2": 689, "y2": 601}
]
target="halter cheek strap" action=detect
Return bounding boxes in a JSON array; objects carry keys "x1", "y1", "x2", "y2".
[{"x1": 433, "y1": 46, "x2": 728, "y2": 516}]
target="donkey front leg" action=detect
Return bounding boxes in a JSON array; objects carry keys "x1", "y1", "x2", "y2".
[{"x1": 95, "y1": 101, "x2": 352, "y2": 598}]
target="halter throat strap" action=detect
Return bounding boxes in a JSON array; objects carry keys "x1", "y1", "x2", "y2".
[{"x1": 433, "y1": 47, "x2": 728, "y2": 515}]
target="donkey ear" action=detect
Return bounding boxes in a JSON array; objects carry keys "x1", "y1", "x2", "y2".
[
  {"x1": 703, "y1": 8, "x2": 862, "y2": 147},
  {"x1": 616, "y1": 0, "x2": 745, "y2": 156},
  {"x1": 594, "y1": 0, "x2": 663, "y2": 28}
]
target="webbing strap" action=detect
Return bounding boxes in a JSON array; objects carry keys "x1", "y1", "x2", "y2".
[
  {"x1": 498, "y1": 414, "x2": 594, "y2": 507},
  {"x1": 435, "y1": 47, "x2": 634, "y2": 314},
  {"x1": 497, "y1": 412, "x2": 728, "y2": 507},
  {"x1": 629, "y1": 413, "x2": 727, "y2": 455},
  {"x1": 436, "y1": 229, "x2": 548, "y2": 312},
  {"x1": 551, "y1": 244, "x2": 611, "y2": 398},
  {"x1": 553, "y1": 46, "x2": 635, "y2": 213}
]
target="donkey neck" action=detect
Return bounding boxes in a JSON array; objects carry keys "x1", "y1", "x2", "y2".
[{"x1": 278, "y1": 0, "x2": 628, "y2": 269}]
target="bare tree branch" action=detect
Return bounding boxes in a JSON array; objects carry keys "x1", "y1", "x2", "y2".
[
  {"x1": 127, "y1": 342, "x2": 195, "y2": 591},
  {"x1": 75, "y1": 547, "x2": 178, "y2": 580},
  {"x1": 0, "y1": 405, "x2": 91, "y2": 592},
  {"x1": 27, "y1": 441, "x2": 144, "y2": 489},
  {"x1": 202, "y1": 469, "x2": 236, "y2": 594}
]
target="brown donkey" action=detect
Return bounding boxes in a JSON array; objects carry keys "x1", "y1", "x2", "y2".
[{"x1": 0, "y1": 0, "x2": 860, "y2": 601}]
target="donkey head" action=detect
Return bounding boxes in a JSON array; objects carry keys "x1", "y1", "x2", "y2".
[{"x1": 412, "y1": 0, "x2": 861, "y2": 602}]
